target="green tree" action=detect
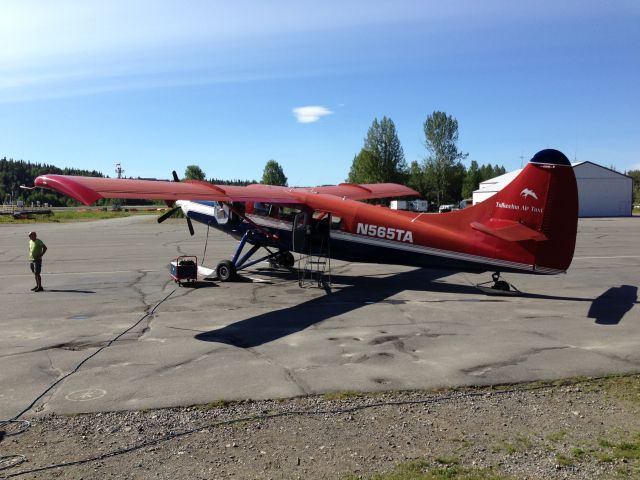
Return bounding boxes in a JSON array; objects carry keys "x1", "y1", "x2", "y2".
[
  {"x1": 446, "y1": 162, "x2": 466, "y2": 203},
  {"x1": 477, "y1": 163, "x2": 506, "y2": 183},
  {"x1": 347, "y1": 149, "x2": 378, "y2": 184},
  {"x1": 423, "y1": 111, "x2": 468, "y2": 205},
  {"x1": 462, "y1": 160, "x2": 481, "y2": 199},
  {"x1": 493, "y1": 164, "x2": 506, "y2": 177},
  {"x1": 626, "y1": 170, "x2": 640, "y2": 206},
  {"x1": 347, "y1": 116, "x2": 407, "y2": 184},
  {"x1": 209, "y1": 177, "x2": 257, "y2": 186},
  {"x1": 406, "y1": 160, "x2": 428, "y2": 198},
  {"x1": 261, "y1": 159, "x2": 287, "y2": 186},
  {"x1": 184, "y1": 165, "x2": 206, "y2": 181}
]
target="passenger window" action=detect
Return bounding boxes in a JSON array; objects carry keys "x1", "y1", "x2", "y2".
[
  {"x1": 280, "y1": 207, "x2": 301, "y2": 222},
  {"x1": 253, "y1": 202, "x2": 270, "y2": 216}
]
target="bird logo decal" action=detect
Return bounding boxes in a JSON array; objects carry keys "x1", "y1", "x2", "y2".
[{"x1": 520, "y1": 188, "x2": 538, "y2": 200}]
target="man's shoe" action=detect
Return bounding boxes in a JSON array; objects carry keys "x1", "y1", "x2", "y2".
[
  {"x1": 34, "y1": 287, "x2": 44, "y2": 292},
  {"x1": 31, "y1": 286, "x2": 38, "y2": 291}
]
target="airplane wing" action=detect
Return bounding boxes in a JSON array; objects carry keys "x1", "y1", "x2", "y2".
[
  {"x1": 34, "y1": 175, "x2": 418, "y2": 206},
  {"x1": 291, "y1": 183, "x2": 419, "y2": 200}
]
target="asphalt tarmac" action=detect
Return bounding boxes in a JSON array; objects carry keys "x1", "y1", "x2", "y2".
[{"x1": 1, "y1": 215, "x2": 638, "y2": 419}]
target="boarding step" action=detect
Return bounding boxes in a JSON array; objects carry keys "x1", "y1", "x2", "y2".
[{"x1": 297, "y1": 254, "x2": 331, "y2": 288}]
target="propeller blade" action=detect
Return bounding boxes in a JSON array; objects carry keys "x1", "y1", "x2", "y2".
[
  {"x1": 157, "y1": 206, "x2": 180, "y2": 223},
  {"x1": 164, "y1": 172, "x2": 192, "y2": 234}
]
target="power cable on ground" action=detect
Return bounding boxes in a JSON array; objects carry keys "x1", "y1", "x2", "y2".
[{"x1": 0, "y1": 288, "x2": 177, "y2": 473}]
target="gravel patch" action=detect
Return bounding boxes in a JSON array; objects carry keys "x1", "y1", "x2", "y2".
[{"x1": 1, "y1": 376, "x2": 639, "y2": 479}]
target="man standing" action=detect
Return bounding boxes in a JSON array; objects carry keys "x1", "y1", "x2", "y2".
[{"x1": 28, "y1": 231, "x2": 47, "y2": 292}]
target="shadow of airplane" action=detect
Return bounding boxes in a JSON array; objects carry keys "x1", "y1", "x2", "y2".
[
  {"x1": 196, "y1": 268, "x2": 445, "y2": 348},
  {"x1": 43, "y1": 289, "x2": 96, "y2": 294},
  {"x1": 195, "y1": 268, "x2": 610, "y2": 348},
  {"x1": 178, "y1": 280, "x2": 218, "y2": 289},
  {"x1": 588, "y1": 285, "x2": 638, "y2": 325}
]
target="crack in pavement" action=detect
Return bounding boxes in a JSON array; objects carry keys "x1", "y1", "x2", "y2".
[
  {"x1": 461, "y1": 346, "x2": 571, "y2": 377},
  {"x1": 1, "y1": 335, "x2": 146, "y2": 357},
  {"x1": 31, "y1": 351, "x2": 65, "y2": 414},
  {"x1": 129, "y1": 270, "x2": 151, "y2": 312},
  {"x1": 42, "y1": 351, "x2": 62, "y2": 379},
  {"x1": 570, "y1": 345, "x2": 640, "y2": 367},
  {"x1": 252, "y1": 349, "x2": 313, "y2": 396},
  {"x1": 150, "y1": 347, "x2": 228, "y2": 376},
  {"x1": 220, "y1": 339, "x2": 312, "y2": 396}
]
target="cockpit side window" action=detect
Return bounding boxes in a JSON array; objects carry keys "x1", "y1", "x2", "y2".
[
  {"x1": 280, "y1": 206, "x2": 302, "y2": 222},
  {"x1": 253, "y1": 202, "x2": 271, "y2": 216}
]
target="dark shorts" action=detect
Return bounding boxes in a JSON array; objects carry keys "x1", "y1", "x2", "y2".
[{"x1": 30, "y1": 259, "x2": 42, "y2": 274}]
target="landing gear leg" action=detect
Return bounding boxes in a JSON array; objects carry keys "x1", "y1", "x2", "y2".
[
  {"x1": 476, "y1": 272, "x2": 521, "y2": 295},
  {"x1": 217, "y1": 232, "x2": 295, "y2": 281}
]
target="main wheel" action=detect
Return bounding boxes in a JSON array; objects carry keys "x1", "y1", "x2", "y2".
[
  {"x1": 277, "y1": 251, "x2": 295, "y2": 268},
  {"x1": 216, "y1": 260, "x2": 236, "y2": 282}
]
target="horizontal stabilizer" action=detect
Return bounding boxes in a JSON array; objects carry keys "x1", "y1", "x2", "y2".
[{"x1": 470, "y1": 220, "x2": 548, "y2": 242}]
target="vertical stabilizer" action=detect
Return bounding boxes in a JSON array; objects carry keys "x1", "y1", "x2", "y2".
[{"x1": 486, "y1": 149, "x2": 578, "y2": 272}]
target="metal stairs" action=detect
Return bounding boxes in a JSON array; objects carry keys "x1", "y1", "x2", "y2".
[{"x1": 297, "y1": 231, "x2": 331, "y2": 288}]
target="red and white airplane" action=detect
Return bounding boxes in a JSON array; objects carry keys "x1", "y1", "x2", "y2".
[{"x1": 33, "y1": 149, "x2": 578, "y2": 291}]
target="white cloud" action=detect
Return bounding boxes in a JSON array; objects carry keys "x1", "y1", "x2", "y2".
[{"x1": 292, "y1": 106, "x2": 333, "y2": 123}]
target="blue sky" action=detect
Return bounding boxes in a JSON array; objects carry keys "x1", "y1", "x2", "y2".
[{"x1": 1, "y1": 0, "x2": 639, "y2": 185}]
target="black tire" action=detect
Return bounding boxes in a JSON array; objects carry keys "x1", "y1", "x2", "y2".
[
  {"x1": 492, "y1": 280, "x2": 510, "y2": 292},
  {"x1": 216, "y1": 260, "x2": 236, "y2": 282},
  {"x1": 278, "y1": 251, "x2": 295, "y2": 268}
]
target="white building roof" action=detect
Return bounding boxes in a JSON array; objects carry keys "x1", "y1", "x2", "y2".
[
  {"x1": 473, "y1": 161, "x2": 629, "y2": 194},
  {"x1": 475, "y1": 169, "x2": 521, "y2": 192},
  {"x1": 472, "y1": 161, "x2": 633, "y2": 216}
]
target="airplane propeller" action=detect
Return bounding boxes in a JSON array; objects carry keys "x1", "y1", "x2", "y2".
[
  {"x1": 156, "y1": 171, "x2": 195, "y2": 236},
  {"x1": 157, "y1": 205, "x2": 180, "y2": 223}
]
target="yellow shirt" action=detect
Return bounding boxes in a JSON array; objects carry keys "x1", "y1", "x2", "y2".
[{"x1": 29, "y1": 239, "x2": 46, "y2": 261}]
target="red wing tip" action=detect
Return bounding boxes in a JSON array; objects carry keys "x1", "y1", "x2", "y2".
[{"x1": 35, "y1": 174, "x2": 102, "y2": 205}]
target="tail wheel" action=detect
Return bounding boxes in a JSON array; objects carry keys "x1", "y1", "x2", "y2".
[
  {"x1": 490, "y1": 273, "x2": 510, "y2": 291},
  {"x1": 216, "y1": 260, "x2": 236, "y2": 282},
  {"x1": 492, "y1": 280, "x2": 510, "y2": 292}
]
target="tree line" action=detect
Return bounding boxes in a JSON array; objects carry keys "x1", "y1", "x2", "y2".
[
  {"x1": 6, "y1": 115, "x2": 639, "y2": 209},
  {"x1": 628, "y1": 170, "x2": 640, "y2": 207},
  {"x1": 0, "y1": 157, "x2": 106, "y2": 207},
  {"x1": 348, "y1": 112, "x2": 506, "y2": 206},
  {"x1": 0, "y1": 112, "x2": 515, "y2": 209},
  {"x1": 184, "y1": 161, "x2": 285, "y2": 187}
]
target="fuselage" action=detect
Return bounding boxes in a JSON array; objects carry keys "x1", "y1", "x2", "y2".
[{"x1": 178, "y1": 199, "x2": 546, "y2": 275}]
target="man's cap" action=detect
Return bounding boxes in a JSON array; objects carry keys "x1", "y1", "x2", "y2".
[{"x1": 28, "y1": 231, "x2": 36, "y2": 236}]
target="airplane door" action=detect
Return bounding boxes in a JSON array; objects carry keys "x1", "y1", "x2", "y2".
[{"x1": 292, "y1": 212, "x2": 309, "y2": 253}]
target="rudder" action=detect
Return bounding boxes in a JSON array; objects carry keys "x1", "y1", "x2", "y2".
[{"x1": 488, "y1": 149, "x2": 578, "y2": 273}]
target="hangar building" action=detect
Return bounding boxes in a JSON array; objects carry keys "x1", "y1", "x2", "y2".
[{"x1": 473, "y1": 161, "x2": 633, "y2": 217}]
